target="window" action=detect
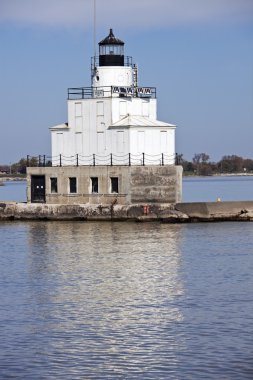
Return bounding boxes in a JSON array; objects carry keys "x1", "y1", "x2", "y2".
[
  {"x1": 75, "y1": 132, "x2": 83, "y2": 154},
  {"x1": 69, "y1": 177, "x2": 77, "y2": 193},
  {"x1": 142, "y1": 100, "x2": 149, "y2": 117},
  {"x1": 96, "y1": 101, "x2": 104, "y2": 116},
  {"x1": 137, "y1": 131, "x2": 145, "y2": 153},
  {"x1": 75, "y1": 102, "x2": 82, "y2": 117},
  {"x1": 111, "y1": 177, "x2": 119, "y2": 193},
  {"x1": 50, "y1": 177, "x2": 58, "y2": 193},
  {"x1": 91, "y1": 177, "x2": 98, "y2": 193},
  {"x1": 116, "y1": 131, "x2": 124, "y2": 153},
  {"x1": 56, "y1": 133, "x2": 63, "y2": 155},
  {"x1": 160, "y1": 131, "x2": 167, "y2": 153},
  {"x1": 120, "y1": 101, "x2": 127, "y2": 117},
  {"x1": 97, "y1": 132, "x2": 105, "y2": 153}
]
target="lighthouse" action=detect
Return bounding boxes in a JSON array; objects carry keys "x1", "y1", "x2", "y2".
[
  {"x1": 50, "y1": 29, "x2": 176, "y2": 165},
  {"x1": 27, "y1": 29, "x2": 182, "y2": 205},
  {"x1": 93, "y1": 28, "x2": 130, "y2": 87}
]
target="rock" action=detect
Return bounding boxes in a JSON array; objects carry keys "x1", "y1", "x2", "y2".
[{"x1": 159, "y1": 210, "x2": 189, "y2": 223}]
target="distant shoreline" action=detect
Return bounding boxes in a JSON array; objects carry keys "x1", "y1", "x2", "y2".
[
  {"x1": 183, "y1": 172, "x2": 253, "y2": 177},
  {"x1": 0, "y1": 176, "x2": 26, "y2": 182},
  {"x1": 1, "y1": 173, "x2": 253, "y2": 182}
]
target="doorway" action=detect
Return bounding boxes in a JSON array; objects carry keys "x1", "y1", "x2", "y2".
[{"x1": 31, "y1": 175, "x2": 46, "y2": 203}]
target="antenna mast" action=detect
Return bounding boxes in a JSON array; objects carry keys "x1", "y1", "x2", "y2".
[{"x1": 93, "y1": 0, "x2": 97, "y2": 59}]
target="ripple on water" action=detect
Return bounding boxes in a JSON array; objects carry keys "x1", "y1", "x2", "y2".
[{"x1": 0, "y1": 221, "x2": 253, "y2": 379}]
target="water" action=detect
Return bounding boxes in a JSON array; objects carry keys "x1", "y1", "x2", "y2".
[
  {"x1": 1, "y1": 176, "x2": 253, "y2": 203},
  {"x1": 1, "y1": 177, "x2": 253, "y2": 379},
  {"x1": 0, "y1": 221, "x2": 253, "y2": 379},
  {"x1": 0, "y1": 180, "x2": 26, "y2": 202},
  {"x1": 183, "y1": 175, "x2": 253, "y2": 202}
]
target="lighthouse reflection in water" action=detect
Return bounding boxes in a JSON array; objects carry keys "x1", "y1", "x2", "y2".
[{"x1": 1, "y1": 221, "x2": 253, "y2": 379}]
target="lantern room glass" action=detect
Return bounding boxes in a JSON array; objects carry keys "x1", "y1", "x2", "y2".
[{"x1": 99, "y1": 45, "x2": 124, "y2": 56}]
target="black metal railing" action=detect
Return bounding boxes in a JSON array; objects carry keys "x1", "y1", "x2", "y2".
[
  {"x1": 26, "y1": 153, "x2": 181, "y2": 167},
  {"x1": 91, "y1": 56, "x2": 134, "y2": 70},
  {"x1": 67, "y1": 85, "x2": 156, "y2": 100}
]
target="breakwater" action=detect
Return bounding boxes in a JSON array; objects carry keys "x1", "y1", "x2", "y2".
[{"x1": 1, "y1": 201, "x2": 253, "y2": 222}]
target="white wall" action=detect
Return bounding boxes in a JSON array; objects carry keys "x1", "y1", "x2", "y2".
[
  {"x1": 92, "y1": 66, "x2": 133, "y2": 92},
  {"x1": 51, "y1": 94, "x2": 175, "y2": 165}
]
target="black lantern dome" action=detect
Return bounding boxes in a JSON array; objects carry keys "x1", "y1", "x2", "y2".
[{"x1": 98, "y1": 29, "x2": 124, "y2": 66}]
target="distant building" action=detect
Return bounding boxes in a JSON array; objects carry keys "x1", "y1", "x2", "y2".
[{"x1": 27, "y1": 29, "x2": 182, "y2": 204}]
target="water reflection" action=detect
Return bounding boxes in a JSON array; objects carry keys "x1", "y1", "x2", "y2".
[
  {"x1": 26, "y1": 222, "x2": 185, "y2": 378},
  {"x1": 1, "y1": 221, "x2": 253, "y2": 378}
]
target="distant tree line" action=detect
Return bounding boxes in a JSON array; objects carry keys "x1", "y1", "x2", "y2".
[
  {"x1": 0, "y1": 157, "x2": 51, "y2": 175},
  {"x1": 177, "y1": 153, "x2": 253, "y2": 175},
  {"x1": 1, "y1": 154, "x2": 253, "y2": 176}
]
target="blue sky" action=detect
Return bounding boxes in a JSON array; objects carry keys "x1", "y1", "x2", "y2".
[{"x1": 0, "y1": 0, "x2": 252, "y2": 163}]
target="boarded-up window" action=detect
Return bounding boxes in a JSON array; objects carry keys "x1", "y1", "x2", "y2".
[
  {"x1": 116, "y1": 131, "x2": 124, "y2": 153},
  {"x1": 75, "y1": 132, "x2": 83, "y2": 154},
  {"x1": 75, "y1": 102, "x2": 82, "y2": 117},
  {"x1": 75, "y1": 117, "x2": 82, "y2": 132},
  {"x1": 97, "y1": 132, "x2": 105, "y2": 153},
  {"x1": 142, "y1": 101, "x2": 149, "y2": 117},
  {"x1": 56, "y1": 133, "x2": 63, "y2": 154},
  {"x1": 97, "y1": 116, "x2": 105, "y2": 132},
  {"x1": 160, "y1": 131, "x2": 167, "y2": 153},
  {"x1": 97, "y1": 101, "x2": 104, "y2": 116},
  {"x1": 120, "y1": 101, "x2": 127, "y2": 117},
  {"x1": 137, "y1": 131, "x2": 145, "y2": 153}
]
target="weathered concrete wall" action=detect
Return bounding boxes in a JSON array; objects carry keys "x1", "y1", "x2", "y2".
[
  {"x1": 27, "y1": 166, "x2": 130, "y2": 205},
  {"x1": 0, "y1": 202, "x2": 187, "y2": 221},
  {"x1": 130, "y1": 166, "x2": 182, "y2": 204},
  {"x1": 175, "y1": 201, "x2": 253, "y2": 221},
  {"x1": 27, "y1": 165, "x2": 182, "y2": 205},
  {"x1": 1, "y1": 201, "x2": 253, "y2": 222}
]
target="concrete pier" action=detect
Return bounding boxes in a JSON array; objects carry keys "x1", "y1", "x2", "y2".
[{"x1": 0, "y1": 201, "x2": 253, "y2": 222}]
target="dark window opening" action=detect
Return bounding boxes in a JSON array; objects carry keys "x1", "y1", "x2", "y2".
[
  {"x1": 50, "y1": 177, "x2": 58, "y2": 193},
  {"x1": 91, "y1": 177, "x2": 98, "y2": 193},
  {"x1": 111, "y1": 177, "x2": 119, "y2": 193},
  {"x1": 69, "y1": 177, "x2": 77, "y2": 193}
]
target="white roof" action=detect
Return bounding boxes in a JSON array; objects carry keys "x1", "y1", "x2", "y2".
[
  {"x1": 50, "y1": 123, "x2": 69, "y2": 130},
  {"x1": 109, "y1": 115, "x2": 176, "y2": 129}
]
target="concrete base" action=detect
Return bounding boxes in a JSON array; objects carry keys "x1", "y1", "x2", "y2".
[
  {"x1": 27, "y1": 165, "x2": 183, "y2": 205},
  {"x1": 175, "y1": 201, "x2": 253, "y2": 222},
  {"x1": 1, "y1": 201, "x2": 253, "y2": 222},
  {"x1": 0, "y1": 202, "x2": 187, "y2": 222}
]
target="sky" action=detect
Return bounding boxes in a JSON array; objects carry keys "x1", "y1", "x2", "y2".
[{"x1": 0, "y1": 0, "x2": 253, "y2": 163}]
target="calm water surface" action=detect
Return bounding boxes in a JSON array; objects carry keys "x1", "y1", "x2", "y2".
[
  {"x1": 183, "y1": 175, "x2": 253, "y2": 202},
  {"x1": 0, "y1": 221, "x2": 253, "y2": 379},
  {"x1": 0, "y1": 180, "x2": 26, "y2": 202}
]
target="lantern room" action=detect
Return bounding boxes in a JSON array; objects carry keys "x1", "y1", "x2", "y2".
[{"x1": 99, "y1": 28, "x2": 124, "y2": 66}]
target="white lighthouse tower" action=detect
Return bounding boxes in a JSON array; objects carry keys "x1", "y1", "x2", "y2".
[
  {"x1": 51, "y1": 29, "x2": 176, "y2": 166},
  {"x1": 27, "y1": 29, "x2": 182, "y2": 205}
]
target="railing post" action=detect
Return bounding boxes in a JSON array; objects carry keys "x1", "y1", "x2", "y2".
[
  {"x1": 27, "y1": 155, "x2": 30, "y2": 167},
  {"x1": 93, "y1": 154, "x2": 96, "y2": 166},
  {"x1": 38, "y1": 155, "x2": 41, "y2": 167},
  {"x1": 43, "y1": 155, "x2": 46, "y2": 167},
  {"x1": 129, "y1": 153, "x2": 131, "y2": 166},
  {"x1": 60, "y1": 154, "x2": 62, "y2": 167},
  {"x1": 142, "y1": 153, "x2": 145, "y2": 166},
  {"x1": 110, "y1": 153, "x2": 113, "y2": 166},
  {"x1": 76, "y1": 154, "x2": 79, "y2": 167},
  {"x1": 162, "y1": 153, "x2": 164, "y2": 166},
  {"x1": 175, "y1": 153, "x2": 178, "y2": 165}
]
